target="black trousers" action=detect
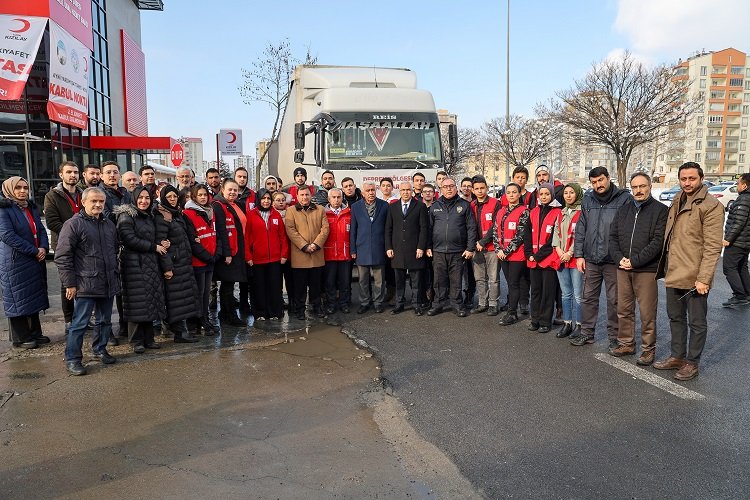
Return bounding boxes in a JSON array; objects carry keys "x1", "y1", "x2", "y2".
[
  {"x1": 723, "y1": 245, "x2": 750, "y2": 298},
  {"x1": 324, "y1": 260, "x2": 352, "y2": 308},
  {"x1": 219, "y1": 281, "x2": 237, "y2": 316},
  {"x1": 292, "y1": 267, "x2": 323, "y2": 314},
  {"x1": 252, "y1": 262, "x2": 283, "y2": 318},
  {"x1": 395, "y1": 268, "x2": 423, "y2": 307},
  {"x1": 501, "y1": 261, "x2": 526, "y2": 314},
  {"x1": 420, "y1": 256, "x2": 434, "y2": 305},
  {"x1": 665, "y1": 287, "x2": 709, "y2": 363},
  {"x1": 60, "y1": 287, "x2": 74, "y2": 323},
  {"x1": 115, "y1": 294, "x2": 126, "y2": 329},
  {"x1": 239, "y1": 268, "x2": 252, "y2": 310},
  {"x1": 282, "y1": 260, "x2": 294, "y2": 310},
  {"x1": 9, "y1": 313, "x2": 42, "y2": 344},
  {"x1": 194, "y1": 266, "x2": 213, "y2": 319},
  {"x1": 128, "y1": 321, "x2": 155, "y2": 345},
  {"x1": 463, "y1": 260, "x2": 476, "y2": 308},
  {"x1": 432, "y1": 252, "x2": 465, "y2": 310},
  {"x1": 529, "y1": 267, "x2": 559, "y2": 327}
]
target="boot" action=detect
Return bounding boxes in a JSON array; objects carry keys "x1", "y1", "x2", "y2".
[{"x1": 201, "y1": 316, "x2": 218, "y2": 336}]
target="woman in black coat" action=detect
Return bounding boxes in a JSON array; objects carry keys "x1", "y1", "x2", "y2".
[
  {"x1": 212, "y1": 179, "x2": 248, "y2": 326},
  {"x1": 0, "y1": 177, "x2": 49, "y2": 349},
  {"x1": 116, "y1": 186, "x2": 167, "y2": 353},
  {"x1": 154, "y1": 185, "x2": 200, "y2": 343}
]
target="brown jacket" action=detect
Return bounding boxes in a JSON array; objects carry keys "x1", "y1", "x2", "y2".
[
  {"x1": 656, "y1": 184, "x2": 723, "y2": 288},
  {"x1": 284, "y1": 203, "x2": 330, "y2": 268}
]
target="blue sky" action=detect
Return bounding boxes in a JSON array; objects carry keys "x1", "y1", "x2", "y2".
[{"x1": 140, "y1": 0, "x2": 749, "y2": 159}]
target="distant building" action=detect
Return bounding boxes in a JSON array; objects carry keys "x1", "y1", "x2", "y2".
[
  {"x1": 233, "y1": 155, "x2": 256, "y2": 186},
  {"x1": 181, "y1": 137, "x2": 204, "y2": 174},
  {"x1": 256, "y1": 140, "x2": 272, "y2": 182}
]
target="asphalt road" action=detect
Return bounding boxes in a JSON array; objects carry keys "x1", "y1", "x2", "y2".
[{"x1": 346, "y1": 262, "x2": 750, "y2": 499}]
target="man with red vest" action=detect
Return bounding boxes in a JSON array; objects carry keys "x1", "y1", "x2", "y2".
[
  {"x1": 524, "y1": 184, "x2": 562, "y2": 333},
  {"x1": 471, "y1": 176, "x2": 502, "y2": 316},
  {"x1": 323, "y1": 188, "x2": 353, "y2": 314},
  {"x1": 44, "y1": 161, "x2": 83, "y2": 334},
  {"x1": 285, "y1": 167, "x2": 316, "y2": 206}
]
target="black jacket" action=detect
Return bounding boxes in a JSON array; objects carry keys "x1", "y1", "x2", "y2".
[
  {"x1": 211, "y1": 195, "x2": 248, "y2": 283},
  {"x1": 574, "y1": 184, "x2": 632, "y2": 264},
  {"x1": 43, "y1": 183, "x2": 82, "y2": 251},
  {"x1": 385, "y1": 198, "x2": 429, "y2": 269},
  {"x1": 724, "y1": 190, "x2": 750, "y2": 250},
  {"x1": 55, "y1": 210, "x2": 120, "y2": 298},
  {"x1": 427, "y1": 195, "x2": 477, "y2": 253},
  {"x1": 609, "y1": 196, "x2": 668, "y2": 273},
  {"x1": 103, "y1": 185, "x2": 132, "y2": 224}
]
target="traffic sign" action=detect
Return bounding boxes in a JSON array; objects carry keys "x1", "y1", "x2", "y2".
[{"x1": 170, "y1": 143, "x2": 184, "y2": 167}]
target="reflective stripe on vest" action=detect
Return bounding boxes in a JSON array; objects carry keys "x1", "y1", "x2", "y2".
[
  {"x1": 497, "y1": 205, "x2": 525, "y2": 262},
  {"x1": 528, "y1": 206, "x2": 562, "y2": 269}
]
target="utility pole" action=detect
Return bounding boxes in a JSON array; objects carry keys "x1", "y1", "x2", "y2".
[{"x1": 505, "y1": 0, "x2": 511, "y2": 186}]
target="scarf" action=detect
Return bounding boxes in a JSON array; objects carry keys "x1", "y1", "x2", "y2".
[
  {"x1": 564, "y1": 182, "x2": 583, "y2": 210},
  {"x1": 159, "y1": 185, "x2": 180, "y2": 216},
  {"x1": 2, "y1": 176, "x2": 29, "y2": 208}
]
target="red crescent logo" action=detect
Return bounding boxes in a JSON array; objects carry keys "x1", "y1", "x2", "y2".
[
  {"x1": 227, "y1": 132, "x2": 237, "y2": 144},
  {"x1": 83, "y1": 57, "x2": 88, "y2": 73},
  {"x1": 9, "y1": 18, "x2": 31, "y2": 33}
]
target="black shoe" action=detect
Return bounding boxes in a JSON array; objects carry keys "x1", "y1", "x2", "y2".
[
  {"x1": 340, "y1": 306, "x2": 350, "y2": 314},
  {"x1": 498, "y1": 313, "x2": 518, "y2": 326},
  {"x1": 391, "y1": 305, "x2": 405, "y2": 315},
  {"x1": 570, "y1": 334, "x2": 594, "y2": 346},
  {"x1": 34, "y1": 335, "x2": 51, "y2": 345},
  {"x1": 201, "y1": 317, "x2": 218, "y2": 336},
  {"x1": 722, "y1": 296, "x2": 750, "y2": 307},
  {"x1": 414, "y1": 307, "x2": 424, "y2": 316},
  {"x1": 93, "y1": 350, "x2": 116, "y2": 364},
  {"x1": 174, "y1": 334, "x2": 199, "y2": 343},
  {"x1": 15, "y1": 340, "x2": 38, "y2": 350},
  {"x1": 374, "y1": 305, "x2": 384, "y2": 313},
  {"x1": 144, "y1": 342, "x2": 161, "y2": 349},
  {"x1": 427, "y1": 306, "x2": 443, "y2": 316},
  {"x1": 498, "y1": 304, "x2": 509, "y2": 312},
  {"x1": 66, "y1": 361, "x2": 87, "y2": 376},
  {"x1": 538, "y1": 326, "x2": 550, "y2": 333},
  {"x1": 133, "y1": 343, "x2": 146, "y2": 354},
  {"x1": 219, "y1": 313, "x2": 245, "y2": 326},
  {"x1": 519, "y1": 306, "x2": 529, "y2": 316},
  {"x1": 528, "y1": 323, "x2": 540, "y2": 331},
  {"x1": 456, "y1": 309, "x2": 468, "y2": 318},
  {"x1": 556, "y1": 323, "x2": 573, "y2": 338},
  {"x1": 295, "y1": 311, "x2": 306, "y2": 321},
  {"x1": 357, "y1": 305, "x2": 370, "y2": 314},
  {"x1": 471, "y1": 305, "x2": 488, "y2": 314},
  {"x1": 108, "y1": 336, "x2": 119, "y2": 346},
  {"x1": 487, "y1": 306, "x2": 499, "y2": 317}
]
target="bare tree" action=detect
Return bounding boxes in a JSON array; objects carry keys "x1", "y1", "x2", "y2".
[
  {"x1": 451, "y1": 127, "x2": 484, "y2": 176},
  {"x1": 538, "y1": 52, "x2": 698, "y2": 187},
  {"x1": 483, "y1": 115, "x2": 560, "y2": 170},
  {"x1": 239, "y1": 39, "x2": 316, "y2": 188}
]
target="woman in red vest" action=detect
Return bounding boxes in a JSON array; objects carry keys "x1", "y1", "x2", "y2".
[
  {"x1": 212, "y1": 179, "x2": 249, "y2": 327},
  {"x1": 524, "y1": 184, "x2": 562, "y2": 333},
  {"x1": 245, "y1": 189, "x2": 288, "y2": 321},
  {"x1": 552, "y1": 183, "x2": 584, "y2": 338},
  {"x1": 183, "y1": 184, "x2": 218, "y2": 336},
  {"x1": 494, "y1": 183, "x2": 529, "y2": 326}
]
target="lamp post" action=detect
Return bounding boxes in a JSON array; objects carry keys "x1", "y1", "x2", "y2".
[{"x1": 505, "y1": 0, "x2": 511, "y2": 185}]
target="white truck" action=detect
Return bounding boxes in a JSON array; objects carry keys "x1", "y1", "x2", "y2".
[{"x1": 270, "y1": 65, "x2": 457, "y2": 188}]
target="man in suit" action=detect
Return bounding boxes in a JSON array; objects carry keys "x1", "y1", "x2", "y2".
[
  {"x1": 350, "y1": 181, "x2": 389, "y2": 313},
  {"x1": 386, "y1": 182, "x2": 429, "y2": 315}
]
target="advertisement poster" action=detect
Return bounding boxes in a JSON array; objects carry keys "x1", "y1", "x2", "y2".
[
  {"x1": 47, "y1": 20, "x2": 89, "y2": 129},
  {"x1": 0, "y1": 15, "x2": 47, "y2": 100}
]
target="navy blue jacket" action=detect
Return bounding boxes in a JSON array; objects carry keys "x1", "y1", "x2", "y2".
[
  {"x1": 350, "y1": 198, "x2": 388, "y2": 266},
  {"x1": 427, "y1": 195, "x2": 478, "y2": 253},
  {"x1": 0, "y1": 198, "x2": 49, "y2": 317},
  {"x1": 574, "y1": 185, "x2": 632, "y2": 264}
]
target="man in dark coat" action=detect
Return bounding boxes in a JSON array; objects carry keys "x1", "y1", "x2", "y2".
[
  {"x1": 385, "y1": 181, "x2": 428, "y2": 315},
  {"x1": 608, "y1": 172, "x2": 668, "y2": 366},
  {"x1": 722, "y1": 173, "x2": 750, "y2": 307},
  {"x1": 350, "y1": 181, "x2": 389, "y2": 314},
  {"x1": 55, "y1": 187, "x2": 120, "y2": 375}
]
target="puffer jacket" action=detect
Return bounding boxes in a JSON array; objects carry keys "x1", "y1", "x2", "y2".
[
  {"x1": 656, "y1": 185, "x2": 724, "y2": 288},
  {"x1": 427, "y1": 195, "x2": 477, "y2": 253},
  {"x1": 43, "y1": 183, "x2": 82, "y2": 251},
  {"x1": 115, "y1": 202, "x2": 166, "y2": 323},
  {"x1": 609, "y1": 196, "x2": 668, "y2": 273},
  {"x1": 724, "y1": 190, "x2": 750, "y2": 250},
  {"x1": 103, "y1": 185, "x2": 132, "y2": 224},
  {"x1": 154, "y1": 204, "x2": 199, "y2": 322},
  {"x1": 0, "y1": 198, "x2": 49, "y2": 317},
  {"x1": 574, "y1": 184, "x2": 632, "y2": 264},
  {"x1": 54, "y1": 209, "x2": 120, "y2": 298}
]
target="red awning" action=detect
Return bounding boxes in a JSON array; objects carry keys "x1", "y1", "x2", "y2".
[{"x1": 90, "y1": 136, "x2": 177, "y2": 152}]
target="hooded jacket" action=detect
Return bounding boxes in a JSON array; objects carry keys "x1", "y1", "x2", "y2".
[{"x1": 574, "y1": 183, "x2": 632, "y2": 264}]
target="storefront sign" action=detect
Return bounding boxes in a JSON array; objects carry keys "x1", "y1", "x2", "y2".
[
  {"x1": 0, "y1": 15, "x2": 47, "y2": 100},
  {"x1": 47, "y1": 20, "x2": 89, "y2": 129}
]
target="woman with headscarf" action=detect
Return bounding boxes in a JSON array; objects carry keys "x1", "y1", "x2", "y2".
[
  {"x1": 212, "y1": 179, "x2": 249, "y2": 326},
  {"x1": 524, "y1": 184, "x2": 562, "y2": 333},
  {"x1": 154, "y1": 185, "x2": 200, "y2": 343},
  {"x1": 552, "y1": 182, "x2": 584, "y2": 338},
  {"x1": 0, "y1": 177, "x2": 49, "y2": 349},
  {"x1": 184, "y1": 184, "x2": 218, "y2": 336},
  {"x1": 245, "y1": 189, "x2": 288, "y2": 321},
  {"x1": 115, "y1": 186, "x2": 167, "y2": 353}
]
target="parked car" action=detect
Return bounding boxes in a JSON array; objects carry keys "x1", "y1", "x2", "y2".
[
  {"x1": 659, "y1": 185, "x2": 681, "y2": 202},
  {"x1": 719, "y1": 180, "x2": 737, "y2": 186},
  {"x1": 708, "y1": 184, "x2": 739, "y2": 209}
]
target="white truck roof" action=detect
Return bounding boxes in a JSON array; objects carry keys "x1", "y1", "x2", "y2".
[{"x1": 294, "y1": 65, "x2": 418, "y2": 90}]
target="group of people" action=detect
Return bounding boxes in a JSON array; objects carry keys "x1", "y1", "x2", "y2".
[{"x1": 1, "y1": 158, "x2": 744, "y2": 381}]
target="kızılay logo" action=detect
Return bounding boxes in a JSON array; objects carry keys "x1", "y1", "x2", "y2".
[{"x1": 9, "y1": 18, "x2": 31, "y2": 34}]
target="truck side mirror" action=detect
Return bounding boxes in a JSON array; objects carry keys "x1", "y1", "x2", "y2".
[
  {"x1": 448, "y1": 124, "x2": 458, "y2": 163},
  {"x1": 294, "y1": 123, "x2": 306, "y2": 150}
]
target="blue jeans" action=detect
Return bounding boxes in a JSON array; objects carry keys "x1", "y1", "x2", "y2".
[
  {"x1": 65, "y1": 296, "x2": 114, "y2": 362},
  {"x1": 556, "y1": 267, "x2": 583, "y2": 323}
]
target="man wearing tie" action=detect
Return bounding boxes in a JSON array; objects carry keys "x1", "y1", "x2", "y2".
[
  {"x1": 386, "y1": 182, "x2": 429, "y2": 315},
  {"x1": 350, "y1": 181, "x2": 389, "y2": 313}
]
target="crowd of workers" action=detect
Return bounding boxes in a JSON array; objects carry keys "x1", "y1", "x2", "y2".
[{"x1": 2, "y1": 159, "x2": 748, "y2": 381}]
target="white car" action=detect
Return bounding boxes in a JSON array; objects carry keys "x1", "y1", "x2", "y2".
[{"x1": 707, "y1": 184, "x2": 739, "y2": 209}]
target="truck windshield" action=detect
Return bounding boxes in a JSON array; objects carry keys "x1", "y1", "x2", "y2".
[{"x1": 325, "y1": 120, "x2": 442, "y2": 167}]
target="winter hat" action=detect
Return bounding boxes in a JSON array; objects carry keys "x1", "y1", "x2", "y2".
[
  {"x1": 535, "y1": 164, "x2": 550, "y2": 174},
  {"x1": 293, "y1": 167, "x2": 307, "y2": 180}
]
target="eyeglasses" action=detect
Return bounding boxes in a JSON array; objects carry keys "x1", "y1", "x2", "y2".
[{"x1": 442, "y1": 184, "x2": 456, "y2": 189}]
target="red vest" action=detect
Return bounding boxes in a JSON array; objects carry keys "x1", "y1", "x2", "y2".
[
  {"x1": 496, "y1": 205, "x2": 526, "y2": 262},
  {"x1": 556, "y1": 209, "x2": 581, "y2": 269},
  {"x1": 213, "y1": 201, "x2": 239, "y2": 257},
  {"x1": 472, "y1": 197, "x2": 500, "y2": 252},
  {"x1": 528, "y1": 206, "x2": 561, "y2": 269},
  {"x1": 324, "y1": 206, "x2": 352, "y2": 261},
  {"x1": 183, "y1": 208, "x2": 217, "y2": 267}
]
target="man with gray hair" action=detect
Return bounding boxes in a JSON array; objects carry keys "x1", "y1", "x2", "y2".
[
  {"x1": 351, "y1": 181, "x2": 389, "y2": 313},
  {"x1": 175, "y1": 167, "x2": 193, "y2": 191},
  {"x1": 323, "y1": 188, "x2": 352, "y2": 314}
]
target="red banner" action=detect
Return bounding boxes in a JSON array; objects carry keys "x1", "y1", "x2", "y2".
[{"x1": 0, "y1": 15, "x2": 47, "y2": 100}]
